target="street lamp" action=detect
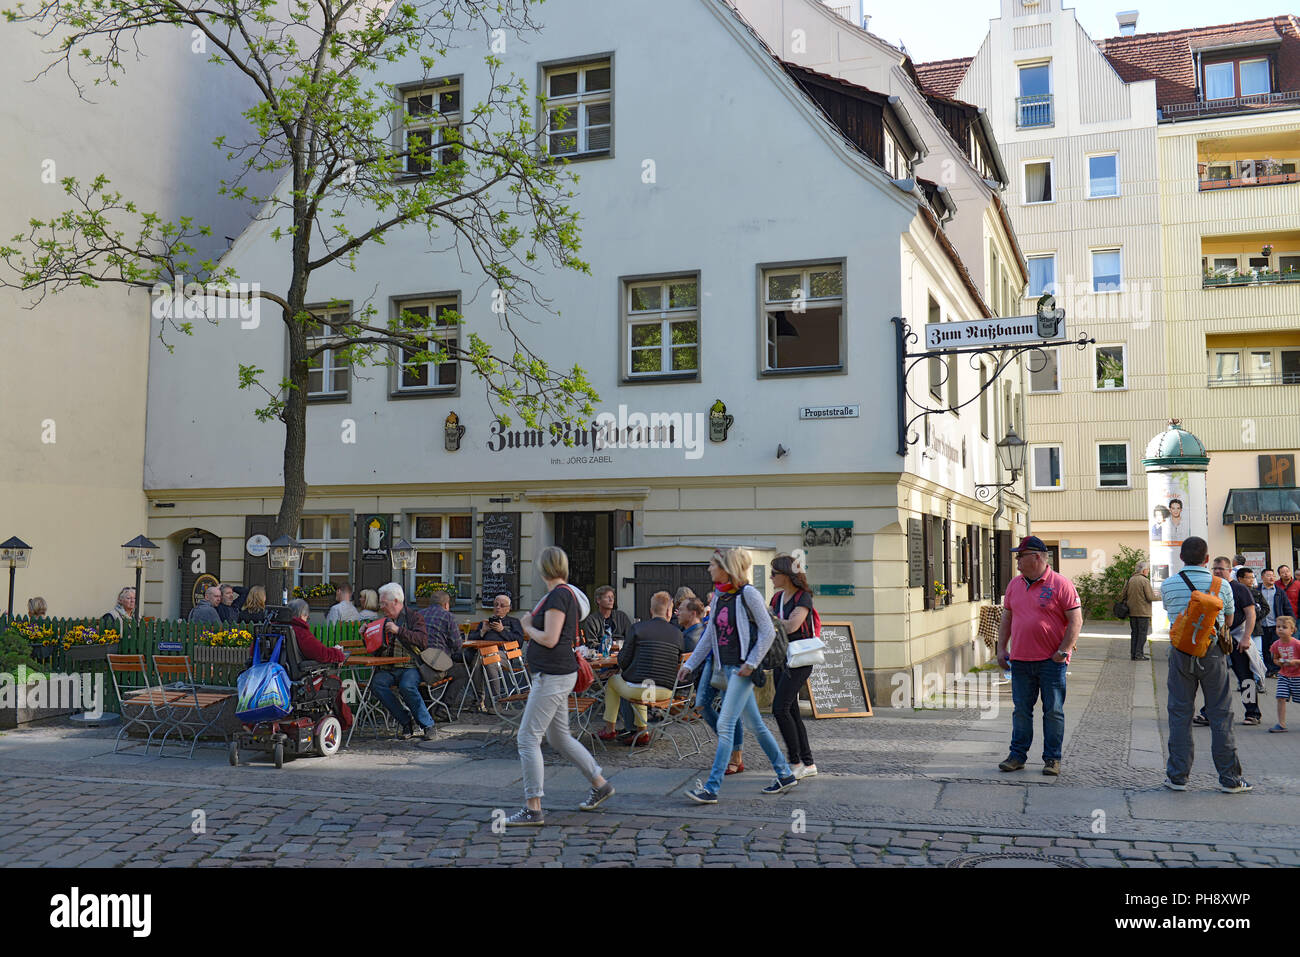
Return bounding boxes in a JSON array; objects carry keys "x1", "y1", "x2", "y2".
[
  {"x1": 975, "y1": 427, "x2": 1028, "y2": 502},
  {"x1": 1, "y1": 537, "x2": 32, "y2": 618},
  {"x1": 267, "y1": 534, "x2": 304, "y2": 605},
  {"x1": 121, "y1": 536, "x2": 159, "y2": 623},
  {"x1": 390, "y1": 537, "x2": 417, "y2": 595}
]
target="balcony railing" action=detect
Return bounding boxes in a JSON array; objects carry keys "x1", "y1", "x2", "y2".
[
  {"x1": 1208, "y1": 372, "x2": 1300, "y2": 387},
  {"x1": 1199, "y1": 171, "x2": 1300, "y2": 191},
  {"x1": 1163, "y1": 89, "x2": 1300, "y2": 120},
  {"x1": 1016, "y1": 94, "x2": 1053, "y2": 129},
  {"x1": 1203, "y1": 270, "x2": 1300, "y2": 288}
]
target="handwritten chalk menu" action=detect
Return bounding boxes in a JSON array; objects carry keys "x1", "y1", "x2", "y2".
[
  {"x1": 806, "y1": 621, "x2": 872, "y2": 718},
  {"x1": 480, "y1": 512, "x2": 520, "y2": 607}
]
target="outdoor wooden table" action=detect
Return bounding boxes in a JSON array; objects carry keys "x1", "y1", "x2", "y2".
[{"x1": 341, "y1": 654, "x2": 410, "y2": 748}]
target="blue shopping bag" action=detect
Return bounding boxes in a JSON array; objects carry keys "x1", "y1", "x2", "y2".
[{"x1": 235, "y1": 636, "x2": 293, "y2": 723}]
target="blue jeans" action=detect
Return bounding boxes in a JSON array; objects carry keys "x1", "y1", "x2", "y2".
[
  {"x1": 703, "y1": 665, "x2": 791, "y2": 794},
  {"x1": 371, "y1": 667, "x2": 433, "y2": 730},
  {"x1": 1009, "y1": 658, "x2": 1067, "y2": 762},
  {"x1": 696, "y1": 658, "x2": 742, "y2": 750}
]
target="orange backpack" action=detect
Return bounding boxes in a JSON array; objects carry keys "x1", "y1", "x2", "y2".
[{"x1": 1169, "y1": 572, "x2": 1224, "y2": 658}]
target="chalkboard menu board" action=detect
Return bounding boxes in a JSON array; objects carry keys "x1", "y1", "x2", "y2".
[
  {"x1": 907, "y1": 518, "x2": 924, "y2": 588},
  {"x1": 806, "y1": 621, "x2": 872, "y2": 718},
  {"x1": 480, "y1": 512, "x2": 520, "y2": 607}
]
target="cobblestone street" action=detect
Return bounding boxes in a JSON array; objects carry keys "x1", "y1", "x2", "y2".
[{"x1": 2, "y1": 625, "x2": 1296, "y2": 867}]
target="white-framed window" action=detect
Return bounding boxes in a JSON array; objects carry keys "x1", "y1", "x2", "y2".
[
  {"x1": 1026, "y1": 254, "x2": 1056, "y2": 296},
  {"x1": 304, "y1": 305, "x2": 351, "y2": 401},
  {"x1": 1208, "y1": 347, "x2": 1300, "y2": 386},
  {"x1": 884, "y1": 129, "x2": 910, "y2": 179},
  {"x1": 1030, "y1": 444, "x2": 1064, "y2": 490},
  {"x1": 394, "y1": 298, "x2": 459, "y2": 392},
  {"x1": 1205, "y1": 61, "x2": 1235, "y2": 100},
  {"x1": 762, "y1": 263, "x2": 844, "y2": 373},
  {"x1": 1094, "y1": 343, "x2": 1126, "y2": 389},
  {"x1": 1023, "y1": 159, "x2": 1053, "y2": 204},
  {"x1": 1029, "y1": 346, "x2": 1060, "y2": 393},
  {"x1": 544, "y1": 60, "x2": 611, "y2": 157},
  {"x1": 1204, "y1": 161, "x2": 1234, "y2": 182},
  {"x1": 1240, "y1": 58, "x2": 1271, "y2": 96},
  {"x1": 403, "y1": 80, "x2": 461, "y2": 174},
  {"x1": 1088, "y1": 152, "x2": 1119, "y2": 198},
  {"x1": 1091, "y1": 247, "x2": 1122, "y2": 292},
  {"x1": 410, "y1": 514, "x2": 473, "y2": 604},
  {"x1": 1097, "y1": 442, "x2": 1130, "y2": 489},
  {"x1": 297, "y1": 514, "x2": 352, "y2": 591},
  {"x1": 625, "y1": 276, "x2": 699, "y2": 378},
  {"x1": 1280, "y1": 252, "x2": 1300, "y2": 276}
]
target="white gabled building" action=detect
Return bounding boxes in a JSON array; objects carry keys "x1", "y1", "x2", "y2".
[{"x1": 140, "y1": 0, "x2": 1028, "y2": 701}]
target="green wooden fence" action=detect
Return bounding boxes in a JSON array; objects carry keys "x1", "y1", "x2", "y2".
[{"x1": 2, "y1": 616, "x2": 361, "y2": 715}]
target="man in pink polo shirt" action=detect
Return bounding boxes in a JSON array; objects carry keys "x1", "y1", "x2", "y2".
[{"x1": 995, "y1": 536, "x2": 1083, "y2": 776}]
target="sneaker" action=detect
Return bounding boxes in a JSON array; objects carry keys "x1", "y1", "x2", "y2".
[
  {"x1": 1192, "y1": 714, "x2": 1210, "y2": 726},
  {"x1": 794, "y1": 763, "x2": 818, "y2": 779},
  {"x1": 578, "y1": 781, "x2": 615, "y2": 811},
  {"x1": 1042, "y1": 760, "x2": 1061, "y2": 776},
  {"x1": 1163, "y1": 777, "x2": 1188, "y2": 791},
  {"x1": 398, "y1": 725, "x2": 415, "y2": 740},
  {"x1": 1269, "y1": 724, "x2": 1288, "y2": 733},
  {"x1": 421, "y1": 724, "x2": 436, "y2": 741},
  {"x1": 998, "y1": 756, "x2": 1025, "y2": 772},
  {"x1": 503, "y1": 807, "x2": 545, "y2": 826},
  {"x1": 1242, "y1": 715, "x2": 1261, "y2": 726},
  {"x1": 761, "y1": 775, "x2": 799, "y2": 795},
  {"x1": 686, "y1": 781, "x2": 718, "y2": 804},
  {"x1": 1219, "y1": 779, "x2": 1253, "y2": 794}
]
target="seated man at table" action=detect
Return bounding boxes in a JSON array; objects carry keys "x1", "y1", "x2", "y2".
[
  {"x1": 288, "y1": 598, "x2": 352, "y2": 730},
  {"x1": 373, "y1": 582, "x2": 436, "y2": 741},
  {"x1": 597, "y1": 591, "x2": 683, "y2": 745}
]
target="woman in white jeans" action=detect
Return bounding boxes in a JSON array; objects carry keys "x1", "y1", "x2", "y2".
[{"x1": 504, "y1": 546, "x2": 614, "y2": 826}]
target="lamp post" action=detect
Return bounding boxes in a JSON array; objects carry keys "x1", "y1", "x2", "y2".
[
  {"x1": 390, "y1": 537, "x2": 417, "y2": 596},
  {"x1": 121, "y1": 535, "x2": 160, "y2": 623},
  {"x1": 1, "y1": 537, "x2": 32, "y2": 618},
  {"x1": 267, "y1": 535, "x2": 304, "y2": 606},
  {"x1": 974, "y1": 427, "x2": 1028, "y2": 503}
]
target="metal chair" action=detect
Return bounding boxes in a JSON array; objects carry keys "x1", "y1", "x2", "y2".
[
  {"x1": 106, "y1": 654, "x2": 185, "y2": 755},
  {"x1": 152, "y1": 655, "x2": 234, "y2": 758},
  {"x1": 628, "y1": 653, "x2": 705, "y2": 760},
  {"x1": 479, "y1": 647, "x2": 530, "y2": 746}
]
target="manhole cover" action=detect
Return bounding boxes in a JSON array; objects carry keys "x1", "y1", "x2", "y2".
[{"x1": 947, "y1": 852, "x2": 1085, "y2": 868}]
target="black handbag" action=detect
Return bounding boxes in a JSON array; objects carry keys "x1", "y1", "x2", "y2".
[{"x1": 1112, "y1": 580, "x2": 1131, "y2": 619}]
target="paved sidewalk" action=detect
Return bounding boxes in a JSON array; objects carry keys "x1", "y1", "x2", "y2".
[{"x1": 0, "y1": 621, "x2": 1291, "y2": 866}]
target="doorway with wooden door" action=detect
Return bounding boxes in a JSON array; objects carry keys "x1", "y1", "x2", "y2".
[
  {"x1": 553, "y1": 511, "x2": 633, "y2": 599},
  {"x1": 177, "y1": 529, "x2": 222, "y2": 616}
]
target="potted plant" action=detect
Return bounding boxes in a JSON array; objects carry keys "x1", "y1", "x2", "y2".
[
  {"x1": 1261, "y1": 243, "x2": 1274, "y2": 259},
  {"x1": 1229, "y1": 269, "x2": 1254, "y2": 285},
  {"x1": 414, "y1": 580, "x2": 455, "y2": 608},
  {"x1": 1203, "y1": 267, "x2": 1228, "y2": 287},
  {"x1": 1282, "y1": 267, "x2": 1300, "y2": 282},
  {"x1": 60, "y1": 624, "x2": 120, "y2": 664},
  {"x1": 194, "y1": 628, "x2": 254, "y2": 683},
  {"x1": 10, "y1": 620, "x2": 55, "y2": 661},
  {"x1": 293, "y1": 580, "x2": 338, "y2": 610}
]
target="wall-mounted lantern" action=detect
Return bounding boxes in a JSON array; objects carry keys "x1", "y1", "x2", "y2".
[{"x1": 444, "y1": 411, "x2": 466, "y2": 452}]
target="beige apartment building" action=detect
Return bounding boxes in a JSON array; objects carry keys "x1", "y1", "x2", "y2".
[{"x1": 918, "y1": 2, "x2": 1300, "y2": 582}]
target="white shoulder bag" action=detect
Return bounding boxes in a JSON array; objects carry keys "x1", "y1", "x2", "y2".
[{"x1": 780, "y1": 591, "x2": 826, "y2": 668}]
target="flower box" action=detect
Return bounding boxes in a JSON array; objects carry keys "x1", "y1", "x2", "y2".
[
  {"x1": 1202, "y1": 276, "x2": 1229, "y2": 286},
  {"x1": 66, "y1": 642, "x2": 119, "y2": 665}
]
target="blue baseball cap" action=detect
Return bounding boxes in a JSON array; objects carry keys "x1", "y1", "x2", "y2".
[{"x1": 1011, "y1": 535, "x2": 1049, "y2": 553}]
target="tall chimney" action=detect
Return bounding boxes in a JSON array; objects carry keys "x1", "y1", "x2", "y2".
[{"x1": 1117, "y1": 10, "x2": 1139, "y2": 37}]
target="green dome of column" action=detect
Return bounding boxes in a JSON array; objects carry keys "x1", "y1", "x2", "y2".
[{"x1": 1141, "y1": 419, "x2": 1209, "y2": 470}]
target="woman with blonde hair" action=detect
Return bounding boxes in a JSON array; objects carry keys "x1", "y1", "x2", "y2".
[
  {"x1": 504, "y1": 546, "x2": 615, "y2": 826},
  {"x1": 237, "y1": 585, "x2": 271, "y2": 624},
  {"x1": 356, "y1": 588, "x2": 381, "y2": 621},
  {"x1": 27, "y1": 597, "x2": 48, "y2": 619},
  {"x1": 679, "y1": 547, "x2": 797, "y2": 803}
]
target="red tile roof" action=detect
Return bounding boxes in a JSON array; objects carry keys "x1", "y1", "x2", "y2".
[
  {"x1": 914, "y1": 57, "x2": 972, "y2": 98},
  {"x1": 1098, "y1": 16, "x2": 1300, "y2": 108},
  {"x1": 917, "y1": 16, "x2": 1300, "y2": 111}
]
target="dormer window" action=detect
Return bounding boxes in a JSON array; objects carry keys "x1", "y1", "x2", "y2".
[{"x1": 1204, "y1": 57, "x2": 1272, "y2": 101}]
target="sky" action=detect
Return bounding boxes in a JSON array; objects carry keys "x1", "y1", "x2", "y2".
[{"x1": 853, "y1": 0, "x2": 1293, "y2": 63}]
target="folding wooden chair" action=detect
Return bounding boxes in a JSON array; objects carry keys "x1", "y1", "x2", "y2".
[
  {"x1": 480, "y1": 648, "x2": 531, "y2": 746},
  {"x1": 153, "y1": 655, "x2": 234, "y2": 758},
  {"x1": 107, "y1": 654, "x2": 185, "y2": 755}
]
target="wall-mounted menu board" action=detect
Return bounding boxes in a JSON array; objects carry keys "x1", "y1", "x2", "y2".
[
  {"x1": 480, "y1": 512, "x2": 520, "y2": 607},
  {"x1": 806, "y1": 621, "x2": 872, "y2": 718},
  {"x1": 907, "y1": 518, "x2": 924, "y2": 588}
]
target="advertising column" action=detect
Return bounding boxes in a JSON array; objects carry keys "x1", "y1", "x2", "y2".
[{"x1": 1142, "y1": 421, "x2": 1211, "y2": 633}]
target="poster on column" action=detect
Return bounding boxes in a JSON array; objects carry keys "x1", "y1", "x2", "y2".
[{"x1": 1147, "y1": 471, "x2": 1208, "y2": 585}]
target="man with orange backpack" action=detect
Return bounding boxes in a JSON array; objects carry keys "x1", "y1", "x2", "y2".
[{"x1": 1160, "y1": 536, "x2": 1250, "y2": 794}]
